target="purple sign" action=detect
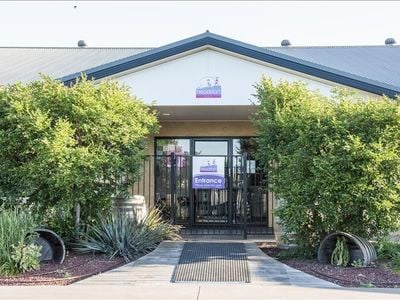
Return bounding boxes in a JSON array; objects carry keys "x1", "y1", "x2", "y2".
[
  {"x1": 192, "y1": 156, "x2": 225, "y2": 189},
  {"x1": 196, "y1": 77, "x2": 221, "y2": 98}
]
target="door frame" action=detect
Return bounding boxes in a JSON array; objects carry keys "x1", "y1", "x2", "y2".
[
  {"x1": 192, "y1": 138, "x2": 231, "y2": 225},
  {"x1": 154, "y1": 136, "x2": 252, "y2": 227}
]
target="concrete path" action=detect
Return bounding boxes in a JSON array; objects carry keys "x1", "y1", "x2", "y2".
[
  {"x1": 1, "y1": 241, "x2": 400, "y2": 299},
  {"x1": 75, "y1": 241, "x2": 185, "y2": 285},
  {"x1": 74, "y1": 241, "x2": 337, "y2": 287},
  {"x1": 245, "y1": 243, "x2": 338, "y2": 287}
]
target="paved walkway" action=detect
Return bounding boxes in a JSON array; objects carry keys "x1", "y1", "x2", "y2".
[
  {"x1": 74, "y1": 241, "x2": 337, "y2": 287},
  {"x1": 75, "y1": 241, "x2": 184, "y2": 286},
  {"x1": 245, "y1": 243, "x2": 338, "y2": 287},
  {"x1": 1, "y1": 241, "x2": 400, "y2": 299}
]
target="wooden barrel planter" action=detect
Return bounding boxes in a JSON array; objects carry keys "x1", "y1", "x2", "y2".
[
  {"x1": 34, "y1": 228, "x2": 66, "y2": 264},
  {"x1": 317, "y1": 231, "x2": 376, "y2": 267},
  {"x1": 114, "y1": 195, "x2": 147, "y2": 221}
]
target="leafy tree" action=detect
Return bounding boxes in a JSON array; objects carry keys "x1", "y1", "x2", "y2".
[
  {"x1": 253, "y1": 78, "x2": 400, "y2": 253},
  {"x1": 0, "y1": 76, "x2": 158, "y2": 241}
]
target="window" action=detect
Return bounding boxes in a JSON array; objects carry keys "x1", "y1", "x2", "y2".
[{"x1": 156, "y1": 139, "x2": 190, "y2": 156}]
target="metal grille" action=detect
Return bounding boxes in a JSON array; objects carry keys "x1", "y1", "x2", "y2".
[
  {"x1": 171, "y1": 243, "x2": 250, "y2": 283},
  {"x1": 129, "y1": 150, "x2": 274, "y2": 236}
]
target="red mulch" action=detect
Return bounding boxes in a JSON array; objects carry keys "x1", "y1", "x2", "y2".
[
  {"x1": 260, "y1": 245, "x2": 400, "y2": 288},
  {"x1": 0, "y1": 252, "x2": 126, "y2": 286}
]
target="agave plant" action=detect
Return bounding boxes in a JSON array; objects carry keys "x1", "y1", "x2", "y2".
[{"x1": 74, "y1": 208, "x2": 179, "y2": 262}]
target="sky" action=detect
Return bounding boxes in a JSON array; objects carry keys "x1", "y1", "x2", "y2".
[{"x1": 1, "y1": 1, "x2": 400, "y2": 48}]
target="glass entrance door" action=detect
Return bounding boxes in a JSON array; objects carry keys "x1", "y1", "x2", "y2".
[{"x1": 193, "y1": 140, "x2": 229, "y2": 224}]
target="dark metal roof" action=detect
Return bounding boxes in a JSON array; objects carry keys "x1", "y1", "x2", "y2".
[{"x1": 1, "y1": 32, "x2": 399, "y2": 97}]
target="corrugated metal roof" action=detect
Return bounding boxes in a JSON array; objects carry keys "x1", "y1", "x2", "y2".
[
  {"x1": 267, "y1": 45, "x2": 400, "y2": 90},
  {"x1": 59, "y1": 32, "x2": 399, "y2": 96},
  {"x1": 0, "y1": 40, "x2": 399, "y2": 95},
  {"x1": 0, "y1": 47, "x2": 151, "y2": 84}
]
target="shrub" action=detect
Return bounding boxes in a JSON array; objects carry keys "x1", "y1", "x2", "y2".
[
  {"x1": 0, "y1": 76, "x2": 159, "y2": 242},
  {"x1": 74, "y1": 209, "x2": 179, "y2": 262},
  {"x1": 376, "y1": 238, "x2": 400, "y2": 271},
  {"x1": 253, "y1": 78, "x2": 400, "y2": 252},
  {"x1": 0, "y1": 208, "x2": 41, "y2": 276},
  {"x1": 275, "y1": 246, "x2": 316, "y2": 260},
  {"x1": 376, "y1": 238, "x2": 400, "y2": 260},
  {"x1": 10, "y1": 242, "x2": 41, "y2": 274}
]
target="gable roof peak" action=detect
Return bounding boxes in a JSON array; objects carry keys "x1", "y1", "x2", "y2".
[{"x1": 60, "y1": 32, "x2": 399, "y2": 98}]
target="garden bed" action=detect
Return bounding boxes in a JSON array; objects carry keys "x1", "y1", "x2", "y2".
[
  {"x1": 260, "y1": 245, "x2": 400, "y2": 288},
  {"x1": 0, "y1": 252, "x2": 125, "y2": 286}
]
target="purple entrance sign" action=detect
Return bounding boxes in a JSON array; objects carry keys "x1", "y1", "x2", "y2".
[{"x1": 192, "y1": 156, "x2": 225, "y2": 189}]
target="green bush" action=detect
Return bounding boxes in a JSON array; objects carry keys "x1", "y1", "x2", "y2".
[
  {"x1": 0, "y1": 208, "x2": 41, "y2": 276},
  {"x1": 253, "y1": 78, "x2": 400, "y2": 252},
  {"x1": 275, "y1": 246, "x2": 316, "y2": 260},
  {"x1": 376, "y1": 238, "x2": 400, "y2": 271},
  {"x1": 38, "y1": 204, "x2": 78, "y2": 244},
  {"x1": 74, "y1": 209, "x2": 179, "y2": 262},
  {"x1": 10, "y1": 241, "x2": 41, "y2": 274},
  {"x1": 376, "y1": 238, "x2": 400, "y2": 260},
  {"x1": 0, "y1": 76, "x2": 159, "y2": 242}
]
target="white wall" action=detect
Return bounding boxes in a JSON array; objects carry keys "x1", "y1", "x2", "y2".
[{"x1": 115, "y1": 48, "x2": 375, "y2": 106}]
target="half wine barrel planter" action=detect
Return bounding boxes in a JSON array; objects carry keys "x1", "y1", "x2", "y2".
[
  {"x1": 317, "y1": 231, "x2": 376, "y2": 267},
  {"x1": 114, "y1": 195, "x2": 147, "y2": 220},
  {"x1": 34, "y1": 228, "x2": 66, "y2": 264}
]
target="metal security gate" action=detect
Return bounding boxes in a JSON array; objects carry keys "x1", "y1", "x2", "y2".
[{"x1": 148, "y1": 153, "x2": 273, "y2": 238}]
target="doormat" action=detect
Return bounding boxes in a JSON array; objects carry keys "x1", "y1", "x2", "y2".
[{"x1": 171, "y1": 242, "x2": 250, "y2": 283}]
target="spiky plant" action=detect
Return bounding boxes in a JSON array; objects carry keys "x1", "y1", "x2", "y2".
[{"x1": 74, "y1": 208, "x2": 179, "y2": 262}]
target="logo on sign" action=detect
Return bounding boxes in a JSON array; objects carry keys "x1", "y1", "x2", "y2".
[
  {"x1": 195, "y1": 77, "x2": 221, "y2": 98},
  {"x1": 200, "y1": 161, "x2": 218, "y2": 173}
]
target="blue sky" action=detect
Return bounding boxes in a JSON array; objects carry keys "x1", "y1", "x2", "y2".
[{"x1": 1, "y1": 1, "x2": 399, "y2": 47}]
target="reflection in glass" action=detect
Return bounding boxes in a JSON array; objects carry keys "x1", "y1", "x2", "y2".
[
  {"x1": 233, "y1": 138, "x2": 257, "y2": 157},
  {"x1": 194, "y1": 141, "x2": 228, "y2": 156},
  {"x1": 156, "y1": 139, "x2": 190, "y2": 156},
  {"x1": 155, "y1": 139, "x2": 191, "y2": 223}
]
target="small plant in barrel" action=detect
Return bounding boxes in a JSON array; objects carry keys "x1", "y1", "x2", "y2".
[
  {"x1": 331, "y1": 236, "x2": 350, "y2": 267},
  {"x1": 351, "y1": 258, "x2": 364, "y2": 268}
]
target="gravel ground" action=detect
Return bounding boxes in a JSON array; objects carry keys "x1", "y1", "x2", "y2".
[
  {"x1": 260, "y1": 245, "x2": 400, "y2": 288},
  {"x1": 0, "y1": 252, "x2": 125, "y2": 286}
]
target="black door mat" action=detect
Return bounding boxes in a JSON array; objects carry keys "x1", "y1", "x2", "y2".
[{"x1": 171, "y1": 242, "x2": 250, "y2": 283}]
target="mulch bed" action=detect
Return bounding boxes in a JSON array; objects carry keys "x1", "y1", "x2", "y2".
[
  {"x1": 0, "y1": 252, "x2": 126, "y2": 286},
  {"x1": 260, "y1": 245, "x2": 400, "y2": 288}
]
